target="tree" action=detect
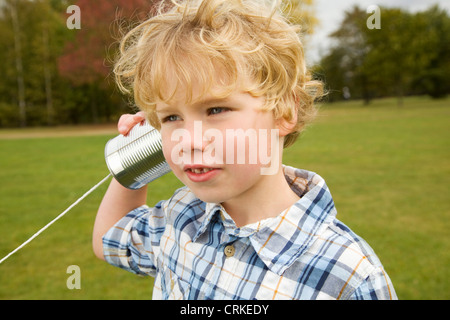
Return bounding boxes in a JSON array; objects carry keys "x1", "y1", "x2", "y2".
[
  {"x1": 362, "y1": 8, "x2": 421, "y2": 105},
  {"x1": 411, "y1": 5, "x2": 450, "y2": 98},
  {"x1": 318, "y1": 6, "x2": 373, "y2": 103},
  {"x1": 7, "y1": 0, "x2": 26, "y2": 126},
  {"x1": 0, "y1": 0, "x2": 70, "y2": 127},
  {"x1": 318, "y1": 5, "x2": 450, "y2": 103},
  {"x1": 58, "y1": 0, "x2": 154, "y2": 124}
]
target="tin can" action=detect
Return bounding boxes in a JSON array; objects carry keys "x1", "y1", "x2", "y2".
[{"x1": 105, "y1": 121, "x2": 171, "y2": 189}]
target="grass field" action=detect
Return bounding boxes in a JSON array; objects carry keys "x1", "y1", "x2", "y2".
[{"x1": 0, "y1": 96, "x2": 449, "y2": 299}]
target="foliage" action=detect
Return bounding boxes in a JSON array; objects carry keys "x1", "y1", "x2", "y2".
[
  {"x1": 317, "y1": 5, "x2": 450, "y2": 103},
  {"x1": 0, "y1": 0, "x2": 154, "y2": 127},
  {"x1": 2, "y1": 1, "x2": 447, "y2": 127},
  {"x1": 0, "y1": 0, "x2": 319, "y2": 128}
]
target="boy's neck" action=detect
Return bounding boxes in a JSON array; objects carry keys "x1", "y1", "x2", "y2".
[{"x1": 221, "y1": 168, "x2": 300, "y2": 228}]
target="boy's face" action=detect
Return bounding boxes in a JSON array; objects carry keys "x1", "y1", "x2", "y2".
[{"x1": 155, "y1": 78, "x2": 285, "y2": 204}]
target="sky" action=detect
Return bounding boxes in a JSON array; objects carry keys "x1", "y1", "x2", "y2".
[{"x1": 305, "y1": 0, "x2": 450, "y2": 64}]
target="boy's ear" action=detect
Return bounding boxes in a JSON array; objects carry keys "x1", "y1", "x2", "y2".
[{"x1": 276, "y1": 112, "x2": 298, "y2": 137}]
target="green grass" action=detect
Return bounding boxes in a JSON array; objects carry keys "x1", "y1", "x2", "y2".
[
  {"x1": 0, "y1": 96, "x2": 449, "y2": 299},
  {"x1": 0, "y1": 134, "x2": 184, "y2": 299},
  {"x1": 284, "y1": 96, "x2": 450, "y2": 299}
]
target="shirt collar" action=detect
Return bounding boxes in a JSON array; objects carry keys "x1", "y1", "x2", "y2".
[{"x1": 192, "y1": 165, "x2": 338, "y2": 275}]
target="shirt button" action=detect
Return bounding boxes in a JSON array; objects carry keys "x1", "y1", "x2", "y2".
[{"x1": 224, "y1": 245, "x2": 235, "y2": 257}]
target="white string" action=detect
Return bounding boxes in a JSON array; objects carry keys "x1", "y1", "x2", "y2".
[{"x1": 0, "y1": 173, "x2": 112, "y2": 265}]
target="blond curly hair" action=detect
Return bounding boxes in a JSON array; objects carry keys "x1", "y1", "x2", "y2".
[{"x1": 114, "y1": 0, "x2": 322, "y2": 147}]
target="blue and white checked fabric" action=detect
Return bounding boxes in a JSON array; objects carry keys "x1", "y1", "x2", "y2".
[{"x1": 103, "y1": 165, "x2": 397, "y2": 300}]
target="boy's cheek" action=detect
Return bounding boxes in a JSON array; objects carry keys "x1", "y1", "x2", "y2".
[
  {"x1": 162, "y1": 141, "x2": 178, "y2": 168},
  {"x1": 160, "y1": 124, "x2": 279, "y2": 170}
]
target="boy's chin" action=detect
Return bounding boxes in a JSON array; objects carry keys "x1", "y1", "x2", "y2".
[{"x1": 191, "y1": 189, "x2": 226, "y2": 205}]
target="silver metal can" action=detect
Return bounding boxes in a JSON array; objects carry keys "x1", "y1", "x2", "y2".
[{"x1": 105, "y1": 121, "x2": 171, "y2": 189}]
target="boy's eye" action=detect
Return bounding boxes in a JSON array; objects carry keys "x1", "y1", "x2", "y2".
[
  {"x1": 162, "y1": 115, "x2": 181, "y2": 122},
  {"x1": 207, "y1": 107, "x2": 229, "y2": 115}
]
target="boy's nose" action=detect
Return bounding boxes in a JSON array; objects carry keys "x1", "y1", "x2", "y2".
[{"x1": 182, "y1": 120, "x2": 208, "y2": 153}]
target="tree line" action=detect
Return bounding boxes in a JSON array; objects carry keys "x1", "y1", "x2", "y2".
[
  {"x1": 317, "y1": 5, "x2": 450, "y2": 104},
  {"x1": 0, "y1": 1, "x2": 448, "y2": 128},
  {"x1": 0, "y1": 0, "x2": 317, "y2": 128},
  {"x1": 0, "y1": 0, "x2": 153, "y2": 127}
]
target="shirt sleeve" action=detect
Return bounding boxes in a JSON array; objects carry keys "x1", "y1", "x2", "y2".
[
  {"x1": 349, "y1": 267, "x2": 398, "y2": 300},
  {"x1": 102, "y1": 202, "x2": 166, "y2": 277}
]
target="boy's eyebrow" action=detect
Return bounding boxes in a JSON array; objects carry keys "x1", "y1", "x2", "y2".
[
  {"x1": 193, "y1": 96, "x2": 232, "y2": 107},
  {"x1": 156, "y1": 96, "x2": 234, "y2": 112}
]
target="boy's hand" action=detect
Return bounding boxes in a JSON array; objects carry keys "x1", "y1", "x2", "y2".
[
  {"x1": 118, "y1": 111, "x2": 146, "y2": 136},
  {"x1": 93, "y1": 111, "x2": 148, "y2": 260}
]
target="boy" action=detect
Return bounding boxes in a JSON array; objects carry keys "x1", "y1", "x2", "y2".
[{"x1": 93, "y1": 0, "x2": 397, "y2": 299}]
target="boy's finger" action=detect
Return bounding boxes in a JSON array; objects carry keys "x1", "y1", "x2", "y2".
[
  {"x1": 133, "y1": 112, "x2": 146, "y2": 125},
  {"x1": 118, "y1": 112, "x2": 146, "y2": 135},
  {"x1": 118, "y1": 114, "x2": 139, "y2": 135},
  {"x1": 134, "y1": 111, "x2": 146, "y2": 120}
]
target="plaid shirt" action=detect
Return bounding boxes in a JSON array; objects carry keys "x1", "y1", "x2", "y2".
[{"x1": 103, "y1": 166, "x2": 397, "y2": 300}]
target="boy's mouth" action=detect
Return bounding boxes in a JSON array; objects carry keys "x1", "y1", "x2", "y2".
[
  {"x1": 183, "y1": 165, "x2": 220, "y2": 182},
  {"x1": 187, "y1": 168, "x2": 214, "y2": 174}
]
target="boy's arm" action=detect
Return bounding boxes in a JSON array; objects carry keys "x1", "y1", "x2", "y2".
[
  {"x1": 92, "y1": 111, "x2": 148, "y2": 260},
  {"x1": 92, "y1": 179, "x2": 147, "y2": 260}
]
